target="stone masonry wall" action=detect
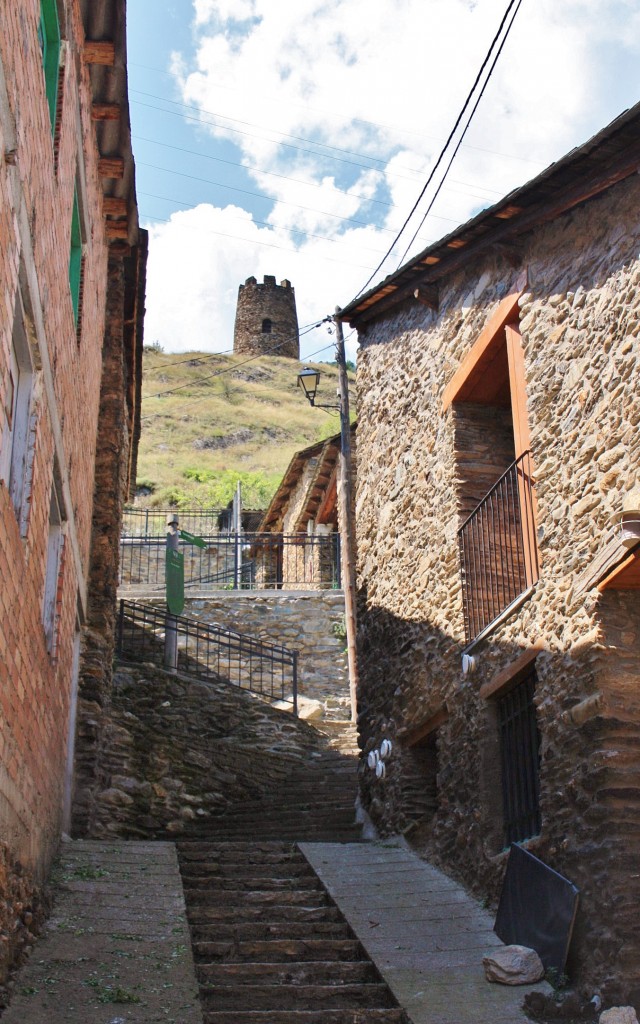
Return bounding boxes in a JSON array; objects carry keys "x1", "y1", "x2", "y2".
[
  {"x1": 89, "y1": 661, "x2": 322, "y2": 839},
  {"x1": 354, "y1": 173, "x2": 640, "y2": 1004},
  {"x1": 233, "y1": 275, "x2": 300, "y2": 359},
  {"x1": 127, "y1": 590, "x2": 351, "y2": 721}
]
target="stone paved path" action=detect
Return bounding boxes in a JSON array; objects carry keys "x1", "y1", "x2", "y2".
[
  {"x1": 2, "y1": 839, "x2": 202, "y2": 1024},
  {"x1": 301, "y1": 838, "x2": 550, "y2": 1024}
]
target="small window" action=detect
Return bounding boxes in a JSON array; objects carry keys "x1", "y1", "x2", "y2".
[
  {"x1": 69, "y1": 186, "x2": 83, "y2": 326},
  {"x1": 497, "y1": 668, "x2": 541, "y2": 845},
  {"x1": 1, "y1": 292, "x2": 35, "y2": 533},
  {"x1": 39, "y1": 0, "x2": 61, "y2": 134},
  {"x1": 42, "y1": 479, "x2": 65, "y2": 655},
  {"x1": 261, "y1": 318, "x2": 272, "y2": 334}
]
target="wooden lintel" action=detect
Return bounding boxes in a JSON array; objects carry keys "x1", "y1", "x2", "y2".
[
  {"x1": 479, "y1": 646, "x2": 544, "y2": 701},
  {"x1": 103, "y1": 196, "x2": 128, "y2": 217},
  {"x1": 84, "y1": 41, "x2": 115, "y2": 65},
  {"x1": 413, "y1": 286, "x2": 439, "y2": 311},
  {"x1": 405, "y1": 707, "x2": 448, "y2": 747},
  {"x1": 106, "y1": 221, "x2": 129, "y2": 240},
  {"x1": 98, "y1": 157, "x2": 124, "y2": 179},
  {"x1": 598, "y1": 549, "x2": 640, "y2": 591},
  {"x1": 441, "y1": 290, "x2": 522, "y2": 412},
  {"x1": 92, "y1": 103, "x2": 121, "y2": 121}
]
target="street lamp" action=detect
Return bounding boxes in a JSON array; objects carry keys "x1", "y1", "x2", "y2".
[{"x1": 297, "y1": 366, "x2": 338, "y2": 410}]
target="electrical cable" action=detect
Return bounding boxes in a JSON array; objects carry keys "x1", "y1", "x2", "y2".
[
  {"x1": 145, "y1": 321, "x2": 335, "y2": 400},
  {"x1": 138, "y1": 211, "x2": 376, "y2": 272},
  {"x1": 397, "y1": 0, "x2": 524, "y2": 264},
  {"x1": 351, "y1": 0, "x2": 525, "y2": 300},
  {"x1": 138, "y1": 191, "x2": 424, "y2": 256}
]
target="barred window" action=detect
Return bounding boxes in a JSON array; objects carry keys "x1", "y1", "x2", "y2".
[{"x1": 497, "y1": 669, "x2": 541, "y2": 845}]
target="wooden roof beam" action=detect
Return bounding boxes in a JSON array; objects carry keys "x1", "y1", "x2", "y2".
[
  {"x1": 98, "y1": 156, "x2": 124, "y2": 178},
  {"x1": 84, "y1": 40, "x2": 116, "y2": 65},
  {"x1": 93, "y1": 103, "x2": 121, "y2": 121},
  {"x1": 103, "y1": 196, "x2": 128, "y2": 217}
]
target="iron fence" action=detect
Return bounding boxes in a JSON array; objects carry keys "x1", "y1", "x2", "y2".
[
  {"x1": 122, "y1": 507, "x2": 227, "y2": 538},
  {"x1": 119, "y1": 531, "x2": 341, "y2": 591},
  {"x1": 458, "y1": 450, "x2": 538, "y2": 645},
  {"x1": 116, "y1": 599, "x2": 298, "y2": 712}
]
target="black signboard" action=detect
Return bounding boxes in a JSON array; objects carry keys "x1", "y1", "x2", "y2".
[{"x1": 494, "y1": 844, "x2": 579, "y2": 974}]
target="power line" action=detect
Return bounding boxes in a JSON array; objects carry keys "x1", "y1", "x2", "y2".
[
  {"x1": 141, "y1": 336, "x2": 339, "y2": 416},
  {"x1": 133, "y1": 126, "x2": 508, "y2": 202},
  {"x1": 144, "y1": 318, "x2": 331, "y2": 369},
  {"x1": 352, "y1": 0, "x2": 526, "y2": 300},
  {"x1": 397, "y1": 0, "x2": 524, "y2": 265},
  {"x1": 144, "y1": 323, "x2": 335, "y2": 400},
  {"x1": 138, "y1": 191, "x2": 429, "y2": 256},
  {"x1": 139, "y1": 211, "x2": 377, "y2": 272},
  {"x1": 128, "y1": 74, "x2": 543, "y2": 169}
]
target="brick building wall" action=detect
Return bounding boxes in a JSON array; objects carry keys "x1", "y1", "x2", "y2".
[
  {"x1": 0, "y1": 0, "x2": 144, "y2": 992},
  {"x1": 349, "y1": 143, "x2": 640, "y2": 1002}
]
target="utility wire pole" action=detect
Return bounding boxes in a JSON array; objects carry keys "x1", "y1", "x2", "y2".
[{"x1": 334, "y1": 308, "x2": 359, "y2": 724}]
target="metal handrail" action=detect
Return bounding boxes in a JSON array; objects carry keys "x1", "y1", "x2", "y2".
[
  {"x1": 458, "y1": 450, "x2": 538, "y2": 645},
  {"x1": 116, "y1": 599, "x2": 298, "y2": 713}
]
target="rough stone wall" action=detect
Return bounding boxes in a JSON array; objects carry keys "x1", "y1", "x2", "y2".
[
  {"x1": 233, "y1": 275, "x2": 300, "y2": 358},
  {"x1": 354, "y1": 174, "x2": 640, "y2": 1004},
  {"x1": 0, "y1": 0, "x2": 109, "y2": 989},
  {"x1": 72, "y1": 255, "x2": 130, "y2": 838},
  {"x1": 89, "y1": 661, "x2": 322, "y2": 839},
  {"x1": 133, "y1": 591, "x2": 351, "y2": 720}
]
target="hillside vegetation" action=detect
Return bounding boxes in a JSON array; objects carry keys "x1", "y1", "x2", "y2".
[{"x1": 136, "y1": 347, "x2": 352, "y2": 509}]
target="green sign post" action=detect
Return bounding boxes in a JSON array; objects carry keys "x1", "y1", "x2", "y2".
[
  {"x1": 180, "y1": 529, "x2": 207, "y2": 549},
  {"x1": 166, "y1": 548, "x2": 185, "y2": 615}
]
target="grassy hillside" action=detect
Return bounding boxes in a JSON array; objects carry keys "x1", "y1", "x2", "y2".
[{"x1": 136, "y1": 348, "x2": 351, "y2": 509}]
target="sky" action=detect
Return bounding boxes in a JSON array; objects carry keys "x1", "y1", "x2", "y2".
[{"x1": 127, "y1": 0, "x2": 640, "y2": 362}]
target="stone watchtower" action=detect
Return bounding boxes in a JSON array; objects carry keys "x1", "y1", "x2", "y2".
[{"x1": 233, "y1": 275, "x2": 300, "y2": 359}]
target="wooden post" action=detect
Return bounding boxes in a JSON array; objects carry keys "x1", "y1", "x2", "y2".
[{"x1": 334, "y1": 309, "x2": 359, "y2": 724}]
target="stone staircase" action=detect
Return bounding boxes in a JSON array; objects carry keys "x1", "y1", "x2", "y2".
[
  {"x1": 178, "y1": 841, "x2": 407, "y2": 1024},
  {"x1": 176, "y1": 732, "x2": 408, "y2": 1023}
]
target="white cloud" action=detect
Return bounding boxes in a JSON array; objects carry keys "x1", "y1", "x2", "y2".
[{"x1": 148, "y1": 0, "x2": 640, "y2": 356}]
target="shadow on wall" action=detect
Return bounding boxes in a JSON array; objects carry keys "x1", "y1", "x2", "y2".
[{"x1": 354, "y1": 584, "x2": 638, "y2": 1003}]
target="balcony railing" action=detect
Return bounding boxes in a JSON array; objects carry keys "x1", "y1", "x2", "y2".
[
  {"x1": 458, "y1": 450, "x2": 538, "y2": 645},
  {"x1": 119, "y1": 531, "x2": 341, "y2": 591}
]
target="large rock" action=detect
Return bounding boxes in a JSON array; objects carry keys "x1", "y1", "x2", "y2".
[
  {"x1": 600, "y1": 1009, "x2": 640, "y2": 1024},
  {"x1": 483, "y1": 945, "x2": 545, "y2": 985}
]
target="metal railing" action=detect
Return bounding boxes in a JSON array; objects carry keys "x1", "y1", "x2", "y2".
[
  {"x1": 458, "y1": 451, "x2": 538, "y2": 645},
  {"x1": 116, "y1": 599, "x2": 298, "y2": 712},
  {"x1": 119, "y1": 531, "x2": 341, "y2": 591},
  {"x1": 122, "y1": 507, "x2": 227, "y2": 538}
]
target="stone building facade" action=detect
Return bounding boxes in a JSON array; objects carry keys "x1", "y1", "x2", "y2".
[
  {"x1": 233, "y1": 274, "x2": 299, "y2": 358},
  {"x1": 341, "y1": 105, "x2": 640, "y2": 1005},
  {"x1": 0, "y1": 0, "x2": 144, "y2": 990}
]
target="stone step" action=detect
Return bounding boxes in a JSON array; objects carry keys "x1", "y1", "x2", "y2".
[
  {"x1": 203, "y1": 829, "x2": 362, "y2": 843},
  {"x1": 197, "y1": 960, "x2": 379, "y2": 985},
  {"x1": 193, "y1": 938, "x2": 364, "y2": 962},
  {"x1": 191, "y1": 919, "x2": 352, "y2": 942},
  {"x1": 203, "y1": 1010, "x2": 407, "y2": 1024},
  {"x1": 200, "y1": 982, "x2": 397, "y2": 1011},
  {"x1": 185, "y1": 887, "x2": 329, "y2": 908},
  {"x1": 181, "y1": 860, "x2": 317, "y2": 879},
  {"x1": 183, "y1": 873, "x2": 322, "y2": 892},
  {"x1": 187, "y1": 903, "x2": 343, "y2": 925},
  {"x1": 178, "y1": 841, "x2": 301, "y2": 861}
]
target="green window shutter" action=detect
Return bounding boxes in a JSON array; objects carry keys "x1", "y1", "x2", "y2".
[
  {"x1": 39, "y1": 0, "x2": 61, "y2": 133},
  {"x1": 69, "y1": 188, "x2": 82, "y2": 323}
]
